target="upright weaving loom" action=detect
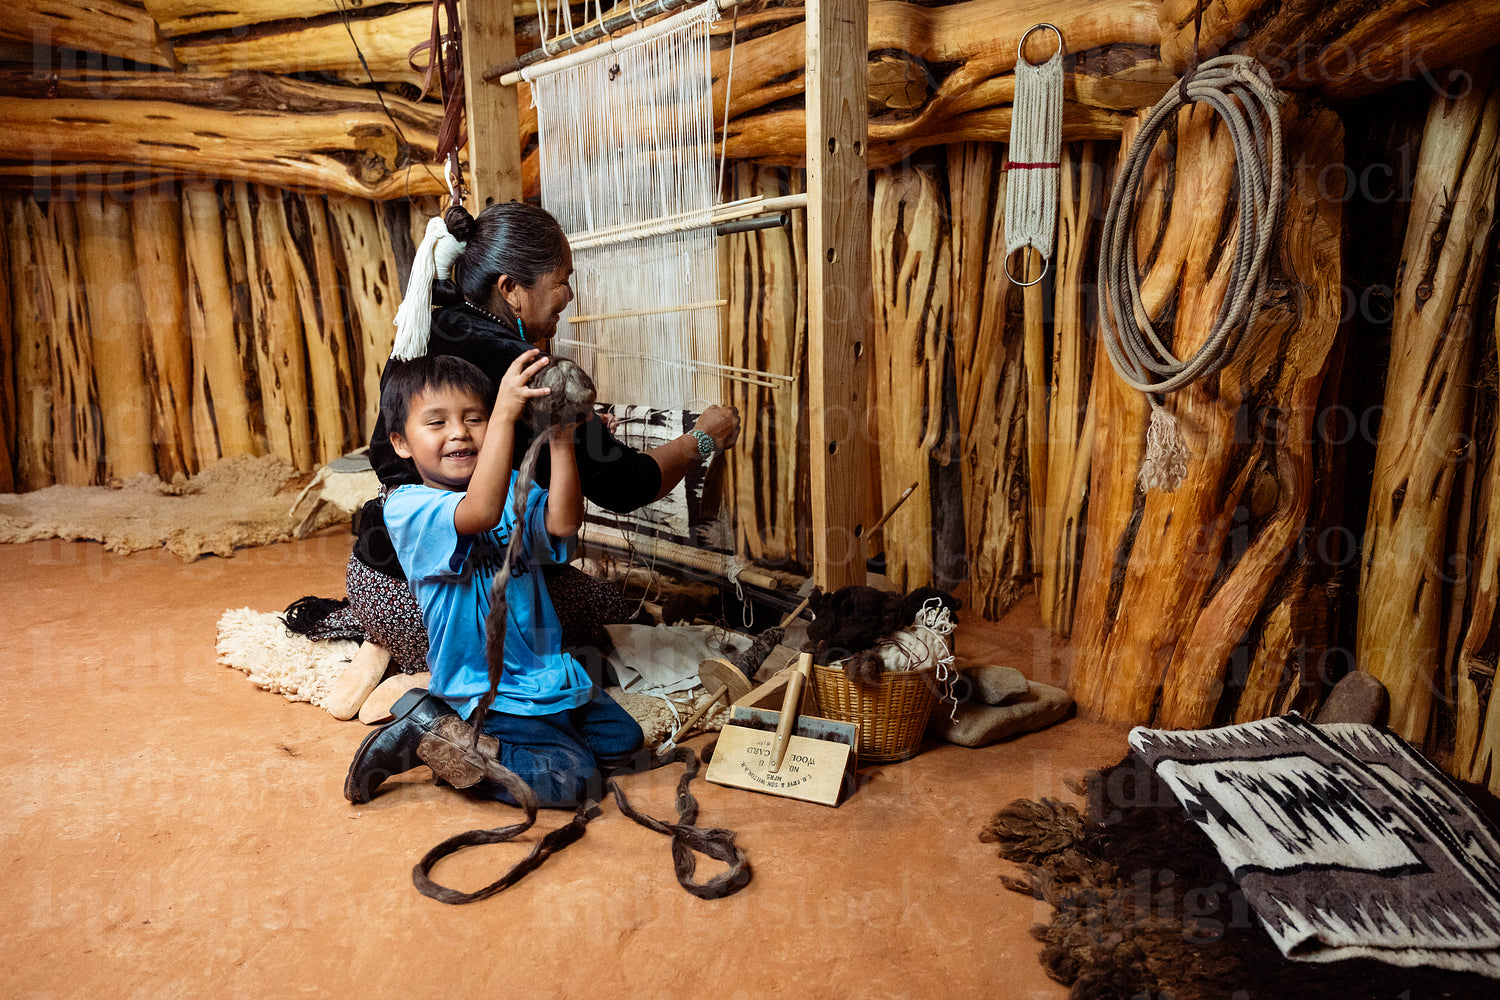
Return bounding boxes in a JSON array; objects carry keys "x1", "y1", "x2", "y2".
[
  {"x1": 484, "y1": 0, "x2": 873, "y2": 589},
  {"x1": 526, "y1": 0, "x2": 725, "y2": 413}
]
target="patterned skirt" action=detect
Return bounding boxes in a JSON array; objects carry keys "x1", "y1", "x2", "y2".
[{"x1": 344, "y1": 555, "x2": 638, "y2": 673}]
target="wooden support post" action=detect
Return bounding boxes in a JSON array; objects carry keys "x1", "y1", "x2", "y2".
[
  {"x1": 462, "y1": 0, "x2": 522, "y2": 207},
  {"x1": 805, "y1": 0, "x2": 870, "y2": 590}
]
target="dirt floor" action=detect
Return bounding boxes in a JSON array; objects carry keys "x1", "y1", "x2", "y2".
[{"x1": 3, "y1": 532, "x2": 1131, "y2": 1000}]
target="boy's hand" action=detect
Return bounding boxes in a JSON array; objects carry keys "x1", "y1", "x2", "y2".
[{"x1": 495, "y1": 349, "x2": 551, "y2": 424}]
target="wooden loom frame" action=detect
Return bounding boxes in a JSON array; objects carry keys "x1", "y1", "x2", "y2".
[{"x1": 472, "y1": 0, "x2": 870, "y2": 590}]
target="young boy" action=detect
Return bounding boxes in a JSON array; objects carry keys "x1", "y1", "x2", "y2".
[{"x1": 368, "y1": 351, "x2": 643, "y2": 807}]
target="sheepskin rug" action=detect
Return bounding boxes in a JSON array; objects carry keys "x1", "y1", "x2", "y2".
[
  {"x1": 0, "y1": 455, "x2": 353, "y2": 560},
  {"x1": 217, "y1": 608, "x2": 358, "y2": 710},
  {"x1": 216, "y1": 607, "x2": 720, "y2": 746}
]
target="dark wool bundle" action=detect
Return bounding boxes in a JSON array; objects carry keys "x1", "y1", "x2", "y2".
[
  {"x1": 471, "y1": 358, "x2": 597, "y2": 745},
  {"x1": 802, "y1": 585, "x2": 959, "y2": 684},
  {"x1": 984, "y1": 753, "x2": 1499, "y2": 1000}
]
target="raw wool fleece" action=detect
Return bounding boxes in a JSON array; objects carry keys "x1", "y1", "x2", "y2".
[
  {"x1": 0, "y1": 455, "x2": 349, "y2": 560},
  {"x1": 217, "y1": 607, "x2": 359, "y2": 709},
  {"x1": 983, "y1": 754, "x2": 1500, "y2": 1000}
]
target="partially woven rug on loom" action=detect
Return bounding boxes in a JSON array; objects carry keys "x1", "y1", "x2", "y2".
[{"x1": 984, "y1": 720, "x2": 1500, "y2": 999}]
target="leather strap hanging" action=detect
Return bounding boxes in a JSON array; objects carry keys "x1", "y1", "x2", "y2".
[{"x1": 409, "y1": 0, "x2": 469, "y2": 207}]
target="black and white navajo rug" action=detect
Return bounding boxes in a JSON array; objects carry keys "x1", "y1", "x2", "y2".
[{"x1": 1130, "y1": 715, "x2": 1500, "y2": 978}]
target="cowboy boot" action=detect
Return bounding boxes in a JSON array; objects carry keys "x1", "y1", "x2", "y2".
[{"x1": 343, "y1": 688, "x2": 500, "y2": 802}]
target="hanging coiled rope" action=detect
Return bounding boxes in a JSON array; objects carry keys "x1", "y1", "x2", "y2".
[{"x1": 1096, "y1": 54, "x2": 1285, "y2": 493}]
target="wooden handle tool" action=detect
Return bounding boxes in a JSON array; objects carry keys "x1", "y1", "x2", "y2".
[{"x1": 769, "y1": 651, "x2": 814, "y2": 773}]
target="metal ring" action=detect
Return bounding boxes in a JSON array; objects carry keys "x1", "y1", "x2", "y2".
[
  {"x1": 1017, "y1": 22, "x2": 1064, "y2": 66},
  {"x1": 1003, "y1": 245, "x2": 1050, "y2": 287}
]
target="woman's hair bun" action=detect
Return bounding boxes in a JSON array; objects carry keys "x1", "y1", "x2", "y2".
[{"x1": 443, "y1": 204, "x2": 478, "y2": 243}]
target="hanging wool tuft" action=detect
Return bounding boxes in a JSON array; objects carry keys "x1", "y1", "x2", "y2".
[{"x1": 527, "y1": 2, "x2": 724, "y2": 411}]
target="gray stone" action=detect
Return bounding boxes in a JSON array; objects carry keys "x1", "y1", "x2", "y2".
[
  {"x1": 1315, "y1": 671, "x2": 1388, "y2": 726},
  {"x1": 961, "y1": 661, "x2": 1030, "y2": 706},
  {"x1": 928, "y1": 681, "x2": 1074, "y2": 747}
]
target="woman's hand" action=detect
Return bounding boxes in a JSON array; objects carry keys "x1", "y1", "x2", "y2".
[
  {"x1": 494, "y1": 349, "x2": 551, "y2": 424},
  {"x1": 692, "y1": 404, "x2": 741, "y2": 451}
]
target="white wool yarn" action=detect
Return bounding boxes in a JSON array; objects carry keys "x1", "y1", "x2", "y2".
[{"x1": 391, "y1": 214, "x2": 468, "y2": 361}]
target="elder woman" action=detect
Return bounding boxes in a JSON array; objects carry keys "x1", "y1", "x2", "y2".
[{"x1": 337, "y1": 200, "x2": 739, "y2": 690}]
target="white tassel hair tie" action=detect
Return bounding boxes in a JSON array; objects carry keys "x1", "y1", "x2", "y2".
[{"x1": 391, "y1": 214, "x2": 468, "y2": 361}]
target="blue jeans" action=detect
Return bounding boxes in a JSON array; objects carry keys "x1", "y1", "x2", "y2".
[{"x1": 478, "y1": 689, "x2": 645, "y2": 808}]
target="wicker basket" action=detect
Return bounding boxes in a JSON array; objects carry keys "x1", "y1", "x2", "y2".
[{"x1": 811, "y1": 661, "x2": 939, "y2": 762}]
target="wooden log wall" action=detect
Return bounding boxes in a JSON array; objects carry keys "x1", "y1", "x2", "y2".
[
  {"x1": 0, "y1": 184, "x2": 412, "y2": 488},
  {"x1": 1359, "y1": 58, "x2": 1500, "y2": 769},
  {"x1": 1068, "y1": 99, "x2": 1347, "y2": 730}
]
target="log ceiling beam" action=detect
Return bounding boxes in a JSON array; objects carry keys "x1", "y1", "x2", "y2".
[
  {"x1": 0, "y1": 71, "x2": 453, "y2": 200},
  {"x1": 0, "y1": 0, "x2": 179, "y2": 69}
]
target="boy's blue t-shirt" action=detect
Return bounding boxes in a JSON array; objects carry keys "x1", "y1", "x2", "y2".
[{"x1": 383, "y1": 476, "x2": 590, "y2": 720}]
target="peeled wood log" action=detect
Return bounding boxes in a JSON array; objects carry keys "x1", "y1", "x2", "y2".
[
  {"x1": 947, "y1": 142, "x2": 1028, "y2": 619},
  {"x1": 1035, "y1": 143, "x2": 1106, "y2": 636},
  {"x1": 869, "y1": 162, "x2": 951, "y2": 592},
  {"x1": 325, "y1": 195, "x2": 400, "y2": 441},
  {"x1": 75, "y1": 190, "x2": 157, "y2": 480},
  {"x1": 129, "y1": 189, "x2": 197, "y2": 479},
  {"x1": 169, "y1": 4, "x2": 432, "y2": 88},
  {"x1": 6, "y1": 199, "x2": 55, "y2": 490},
  {"x1": 0, "y1": 201, "x2": 14, "y2": 493},
  {"x1": 140, "y1": 0, "x2": 544, "y2": 36},
  {"x1": 723, "y1": 163, "x2": 808, "y2": 570},
  {"x1": 0, "y1": 1, "x2": 178, "y2": 69},
  {"x1": 0, "y1": 70, "x2": 450, "y2": 200},
  {"x1": 39, "y1": 198, "x2": 107, "y2": 485},
  {"x1": 283, "y1": 196, "x2": 359, "y2": 463},
  {"x1": 234, "y1": 183, "x2": 313, "y2": 472},
  {"x1": 1360, "y1": 59, "x2": 1500, "y2": 748},
  {"x1": 1070, "y1": 100, "x2": 1346, "y2": 729},
  {"x1": 1159, "y1": 0, "x2": 1500, "y2": 101},
  {"x1": 181, "y1": 184, "x2": 258, "y2": 462}
]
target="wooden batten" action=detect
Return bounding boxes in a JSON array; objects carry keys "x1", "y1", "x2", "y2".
[
  {"x1": 325, "y1": 196, "x2": 400, "y2": 443},
  {"x1": 181, "y1": 183, "x2": 258, "y2": 463},
  {"x1": 869, "y1": 164, "x2": 951, "y2": 591},
  {"x1": 1070, "y1": 100, "x2": 1346, "y2": 729},
  {"x1": 75, "y1": 191, "x2": 156, "y2": 481},
  {"x1": 6, "y1": 199, "x2": 55, "y2": 490},
  {"x1": 1, "y1": 1, "x2": 179, "y2": 69},
  {"x1": 1359, "y1": 60, "x2": 1500, "y2": 747},
  {"x1": 283, "y1": 195, "x2": 358, "y2": 464},
  {"x1": 234, "y1": 183, "x2": 313, "y2": 472},
  {"x1": 724, "y1": 164, "x2": 809, "y2": 571},
  {"x1": 130, "y1": 189, "x2": 197, "y2": 479},
  {"x1": 948, "y1": 142, "x2": 1028, "y2": 620}
]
